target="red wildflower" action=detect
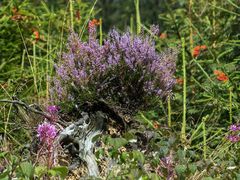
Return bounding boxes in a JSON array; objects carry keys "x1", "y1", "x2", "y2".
[
  {"x1": 192, "y1": 45, "x2": 207, "y2": 57},
  {"x1": 88, "y1": 19, "x2": 100, "y2": 30},
  {"x1": 214, "y1": 70, "x2": 228, "y2": 82},
  {"x1": 33, "y1": 31, "x2": 40, "y2": 41},
  {"x1": 159, "y1": 33, "x2": 167, "y2": 39},
  {"x1": 176, "y1": 78, "x2": 183, "y2": 85},
  {"x1": 213, "y1": 70, "x2": 221, "y2": 76}
]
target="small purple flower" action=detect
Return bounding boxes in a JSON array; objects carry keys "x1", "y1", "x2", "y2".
[
  {"x1": 47, "y1": 105, "x2": 59, "y2": 114},
  {"x1": 229, "y1": 124, "x2": 240, "y2": 131},
  {"x1": 227, "y1": 135, "x2": 240, "y2": 143},
  {"x1": 150, "y1": 24, "x2": 160, "y2": 36},
  {"x1": 37, "y1": 122, "x2": 57, "y2": 145}
]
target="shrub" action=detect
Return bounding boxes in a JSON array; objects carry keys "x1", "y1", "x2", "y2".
[{"x1": 51, "y1": 26, "x2": 177, "y2": 111}]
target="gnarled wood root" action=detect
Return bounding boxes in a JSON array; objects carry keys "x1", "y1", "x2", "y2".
[{"x1": 58, "y1": 111, "x2": 105, "y2": 177}]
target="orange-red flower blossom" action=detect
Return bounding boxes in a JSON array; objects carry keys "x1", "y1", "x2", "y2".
[
  {"x1": 192, "y1": 45, "x2": 207, "y2": 57},
  {"x1": 176, "y1": 78, "x2": 183, "y2": 85},
  {"x1": 159, "y1": 33, "x2": 167, "y2": 39},
  {"x1": 214, "y1": 70, "x2": 228, "y2": 82},
  {"x1": 88, "y1": 19, "x2": 100, "y2": 29},
  {"x1": 33, "y1": 31, "x2": 40, "y2": 41}
]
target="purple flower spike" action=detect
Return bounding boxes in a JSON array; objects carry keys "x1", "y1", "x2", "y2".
[
  {"x1": 37, "y1": 122, "x2": 57, "y2": 145},
  {"x1": 47, "y1": 105, "x2": 60, "y2": 114}
]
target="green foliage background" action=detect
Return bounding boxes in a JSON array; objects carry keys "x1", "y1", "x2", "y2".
[{"x1": 0, "y1": 0, "x2": 240, "y2": 179}]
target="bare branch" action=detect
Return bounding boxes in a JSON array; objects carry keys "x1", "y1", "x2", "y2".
[{"x1": 0, "y1": 99, "x2": 51, "y2": 120}]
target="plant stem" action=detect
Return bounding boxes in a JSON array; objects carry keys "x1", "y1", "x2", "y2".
[
  {"x1": 21, "y1": 49, "x2": 25, "y2": 75},
  {"x1": 202, "y1": 116, "x2": 207, "y2": 160},
  {"x1": 80, "y1": 0, "x2": 98, "y2": 40},
  {"x1": 134, "y1": 0, "x2": 141, "y2": 34},
  {"x1": 33, "y1": 42, "x2": 39, "y2": 103},
  {"x1": 168, "y1": 96, "x2": 171, "y2": 127},
  {"x1": 181, "y1": 37, "x2": 187, "y2": 143},
  {"x1": 212, "y1": 0, "x2": 216, "y2": 48},
  {"x1": 46, "y1": 20, "x2": 51, "y2": 103},
  {"x1": 229, "y1": 87, "x2": 233, "y2": 124},
  {"x1": 99, "y1": 18, "x2": 103, "y2": 45},
  {"x1": 130, "y1": 15, "x2": 134, "y2": 34},
  {"x1": 193, "y1": 59, "x2": 215, "y2": 85},
  {"x1": 4, "y1": 103, "x2": 13, "y2": 142},
  {"x1": 189, "y1": 0, "x2": 194, "y2": 56},
  {"x1": 70, "y1": 0, "x2": 74, "y2": 30}
]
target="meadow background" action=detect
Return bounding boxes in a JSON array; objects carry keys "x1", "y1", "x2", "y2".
[{"x1": 0, "y1": 0, "x2": 239, "y2": 179}]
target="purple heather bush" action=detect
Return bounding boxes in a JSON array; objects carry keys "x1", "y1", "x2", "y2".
[{"x1": 51, "y1": 26, "x2": 177, "y2": 111}]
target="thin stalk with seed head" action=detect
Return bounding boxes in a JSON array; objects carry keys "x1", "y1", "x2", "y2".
[{"x1": 181, "y1": 37, "x2": 187, "y2": 143}]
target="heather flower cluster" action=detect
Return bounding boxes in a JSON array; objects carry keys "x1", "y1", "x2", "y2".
[
  {"x1": 227, "y1": 124, "x2": 240, "y2": 143},
  {"x1": 36, "y1": 122, "x2": 57, "y2": 169},
  {"x1": 47, "y1": 105, "x2": 59, "y2": 114},
  {"x1": 47, "y1": 105, "x2": 60, "y2": 122},
  {"x1": 37, "y1": 122, "x2": 57, "y2": 146},
  {"x1": 52, "y1": 26, "x2": 177, "y2": 110},
  {"x1": 150, "y1": 24, "x2": 160, "y2": 36}
]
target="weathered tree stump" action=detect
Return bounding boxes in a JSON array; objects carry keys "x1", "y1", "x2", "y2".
[
  {"x1": 58, "y1": 111, "x2": 105, "y2": 176},
  {"x1": 58, "y1": 100, "x2": 127, "y2": 177}
]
